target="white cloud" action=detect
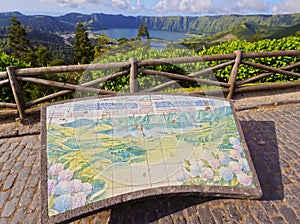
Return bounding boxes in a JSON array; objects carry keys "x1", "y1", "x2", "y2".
[
  {"x1": 39, "y1": 0, "x2": 300, "y2": 15},
  {"x1": 237, "y1": 0, "x2": 268, "y2": 11},
  {"x1": 152, "y1": 0, "x2": 276, "y2": 15},
  {"x1": 130, "y1": 0, "x2": 145, "y2": 13},
  {"x1": 272, "y1": 0, "x2": 300, "y2": 14},
  {"x1": 40, "y1": 0, "x2": 117, "y2": 9},
  {"x1": 112, "y1": 0, "x2": 130, "y2": 10},
  {"x1": 152, "y1": 0, "x2": 213, "y2": 14}
]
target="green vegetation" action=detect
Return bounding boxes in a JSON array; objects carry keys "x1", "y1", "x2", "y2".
[
  {"x1": 198, "y1": 37, "x2": 300, "y2": 83},
  {"x1": 73, "y1": 22, "x2": 94, "y2": 64},
  {"x1": 0, "y1": 13, "x2": 299, "y2": 105},
  {"x1": 8, "y1": 16, "x2": 33, "y2": 63},
  {"x1": 0, "y1": 52, "x2": 30, "y2": 102}
]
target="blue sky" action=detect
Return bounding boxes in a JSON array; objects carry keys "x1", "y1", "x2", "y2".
[{"x1": 1, "y1": 0, "x2": 299, "y2": 16}]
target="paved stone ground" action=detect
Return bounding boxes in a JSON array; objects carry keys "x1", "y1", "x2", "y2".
[{"x1": 0, "y1": 102, "x2": 299, "y2": 223}]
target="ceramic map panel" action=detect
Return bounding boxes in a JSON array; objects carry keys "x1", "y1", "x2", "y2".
[{"x1": 41, "y1": 94, "x2": 262, "y2": 223}]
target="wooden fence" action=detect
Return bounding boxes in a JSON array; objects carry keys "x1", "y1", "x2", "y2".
[{"x1": 0, "y1": 50, "x2": 300, "y2": 119}]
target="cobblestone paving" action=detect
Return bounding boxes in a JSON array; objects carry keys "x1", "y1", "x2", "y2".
[{"x1": 0, "y1": 103, "x2": 299, "y2": 223}]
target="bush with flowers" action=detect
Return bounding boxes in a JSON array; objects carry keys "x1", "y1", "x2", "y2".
[
  {"x1": 47, "y1": 163, "x2": 106, "y2": 216},
  {"x1": 175, "y1": 136, "x2": 254, "y2": 188}
]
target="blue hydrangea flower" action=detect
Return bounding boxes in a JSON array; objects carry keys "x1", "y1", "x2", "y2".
[
  {"x1": 239, "y1": 158, "x2": 250, "y2": 172},
  {"x1": 219, "y1": 167, "x2": 233, "y2": 181},
  {"x1": 175, "y1": 169, "x2": 189, "y2": 182},
  {"x1": 52, "y1": 194, "x2": 72, "y2": 213},
  {"x1": 219, "y1": 153, "x2": 231, "y2": 165},
  {"x1": 54, "y1": 181, "x2": 72, "y2": 195}
]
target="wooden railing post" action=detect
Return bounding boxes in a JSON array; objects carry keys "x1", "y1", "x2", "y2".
[
  {"x1": 227, "y1": 50, "x2": 242, "y2": 99},
  {"x1": 129, "y1": 58, "x2": 138, "y2": 93},
  {"x1": 7, "y1": 66, "x2": 26, "y2": 119}
]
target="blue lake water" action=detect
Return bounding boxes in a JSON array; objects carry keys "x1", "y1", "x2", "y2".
[{"x1": 95, "y1": 28, "x2": 190, "y2": 42}]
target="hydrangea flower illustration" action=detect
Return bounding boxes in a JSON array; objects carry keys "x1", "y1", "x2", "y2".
[
  {"x1": 230, "y1": 150, "x2": 242, "y2": 160},
  {"x1": 48, "y1": 163, "x2": 104, "y2": 214},
  {"x1": 219, "y1": 152, "x2": 230, "y2": 165},
  {"x1": 71, "y1": 179, "x2": 83, "y2": 193},
  {"x1": 72, "y1": 192, "x2": 87, "y2": 209},
  {"x1": 49, "y1": 163, "x2": 64, "y2": 176},
  {"x1": 54, "y1": 181, "x2": 72, "y2": 195},
  {"x1": 58, "y1": 169, "x2": 73, "y2": 182},
  {"x1": 175, "y1": 169, "x2": 189, "y2": 182},
  {"x1": 52, "y1": 194, "x2": 72, "y2": 213},
  {"x1": 229, "y1": 161, "x2": 242, "y2": 174},
  {"x1": 238, "y1": 158, "x2": 250, "y2": 172},
  {"x1": 82, "y1": 182, "x2": 93, "y2": 196},
  {"x1": 48, "y1": 179, "x2": 56, "y2": 195},
  {"x1": 219, "y1": 167, "x2": 233, "y2": 181},
  {"x1": 233, "y1": 144, "x2": 243, "y2": 153},
  {"x1": 237, "y1": 173, "x2": 252, "y2": 187},
  {"x1": 229, "y1": 137, "x2": 240, "y2": 145},
  {"x1": 230, "y1": 137, "x2": 243, "y2": 153},
  {"x1": 209, "y1": 159, "x2": 220, "y2": 169},
  {"x1": 200, "y1": 168, "x2": 214, "y2": 181},
  {"x1": 189, "y1": 161, "x2": 202, "y2": 177}
]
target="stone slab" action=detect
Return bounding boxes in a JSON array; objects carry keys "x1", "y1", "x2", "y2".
[{"x1": 40, "y1": 94, "x2": 262, "y2": 223}]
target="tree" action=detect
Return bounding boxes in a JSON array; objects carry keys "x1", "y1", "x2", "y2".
[
  {"x1": 8, "y1": 16, "x2": 32, "y2": 62},
  {"x1": 36, "y1": 45, "x2": 51, "y2": 66},
  {"x1": 94, "y1": 34, "x2": 112, "y2": 58},
  {"x1": 137, "y1": 23, "x2": 150, "y2": 40},
  {"x1": 73, "y1": 22, "x2": 94, "y2": 64}
]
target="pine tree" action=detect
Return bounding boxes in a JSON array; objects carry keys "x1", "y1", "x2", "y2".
[
  {"x1": 73, "y1": 22, "x2": 94, "y2": 64},
  {"x1": 36, "y1": 45, "x2": 51, "y2": 67},
  {"x1": 8, "y1": 16, "x2": 32, "y2": 62},
  {"x1": 137, "y1": 23, "x2": 150, "y2": 40}
]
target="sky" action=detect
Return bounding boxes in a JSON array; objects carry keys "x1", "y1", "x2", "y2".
[{"x1": 0, "y1": 0, "x2": 300, "y2": 16}]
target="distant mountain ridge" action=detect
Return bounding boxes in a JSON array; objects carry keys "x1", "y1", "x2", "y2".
[{"x1": 0, "y1": 11, "x2": 300, "y2": 35}]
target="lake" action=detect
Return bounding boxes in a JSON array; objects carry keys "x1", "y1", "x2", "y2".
[{"x1": 95, "y1": 28, "x2": 190, "y2": 42}]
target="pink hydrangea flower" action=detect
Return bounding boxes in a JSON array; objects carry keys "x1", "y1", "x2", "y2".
[
  {"x1": 209, "y1": 159, "x2": 220, "y2": 169},
  {"x1": 72, "y1": 192, "x2": 86, "y2": 209},
  {"x1": 49, "y1": 163, "x2": 64, "y2": 176},
  {"x1": 58, "y1": 169, "x2": 73, "y2": 182},
  {"x1": 237, "y1": 173, "x2": 252, "y2": 187},
  {"x1": 48, "y1": 179, "x2": 56, "y2": 195},
  {"x1": 200, "y1": 168, "x2": 214, "y2": 181},
  {"x1": 71, "y1": 179, "x2": 83, "y2": 193},
  {"x1": 229, "y1": 137, "x2": 240, "y2": 145},
  {"x1": 230, "y1": 150, "x2": 242, "y2": 160},
  {"x1": 233, "y1": 144, "x2": 243, "y2": 153},
  {"x1": 229, "y1": 161, "x2": 242, "y2": 174}
]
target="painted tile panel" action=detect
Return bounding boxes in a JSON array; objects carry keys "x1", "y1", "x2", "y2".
[{"x1": 45, "y1": 94, "x2": 256, "y2": 217}]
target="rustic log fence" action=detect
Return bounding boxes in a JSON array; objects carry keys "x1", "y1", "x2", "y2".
[{"x1": 0, "y1": 50, "x2": 300, "y2": 119}]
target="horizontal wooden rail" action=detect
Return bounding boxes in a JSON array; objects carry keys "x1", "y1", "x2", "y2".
[
  {"x1": 15, "y1": 62, "x2": 130, "y2": 76},
  {"x1": 237, "y1": 61, "x2": 300, "y2": 86},
  {"x1": 0, "y1": 50, "x2": 299, "y2": 118},
  {"x1": 0, "y1": 71, "x2": 7, "y2": 79},
  {"x1": 0, "y1": 79, "x2": 9, "y2": 86},
  {"x1": 17, "y1": 76, "x2": 117, "y2": 95}
]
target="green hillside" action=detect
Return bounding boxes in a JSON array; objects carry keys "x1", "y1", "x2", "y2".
[{"x1": 0, "y1": 12, "x2": 300, "y2": 35}]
